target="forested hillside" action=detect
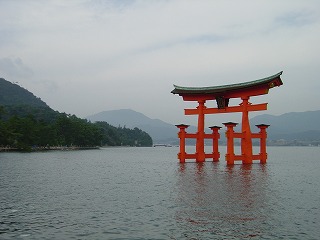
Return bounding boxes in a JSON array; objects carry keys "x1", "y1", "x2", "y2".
[
  {"x1": 0, "y1": 78, "x2": 48, "y2": 107},
  {"x1": 0, "y1": 78, "x2": 152, "y2": 150}
]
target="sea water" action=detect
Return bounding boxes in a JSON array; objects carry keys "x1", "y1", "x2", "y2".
[{"x1": 0, "y1": 146, "x2": 319, "y2": 239}]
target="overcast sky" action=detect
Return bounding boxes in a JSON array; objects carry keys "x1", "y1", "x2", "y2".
[{"x1": 1, "y1": 0, "x2": 320, "y2": 126}]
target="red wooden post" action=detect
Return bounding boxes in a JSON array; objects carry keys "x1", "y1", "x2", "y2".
[
  {"x1": 223, "y1": 122, "x2": 238, "y2": 165},
  {"x1": 209, "y1": 126, "x2": 221, "y2": 162},
  {"x1": 196, "y1": 100, "x2": 206, "y2": 162},
  {"x1": 176, "y1": 124, "x2": 189, "y2": 163},
  {"x1": 256, "y1": 124, "x2": 269, "y2": 164},
  {"x1": 241, "y1": 97, "x2": 253, "y2": 164}
]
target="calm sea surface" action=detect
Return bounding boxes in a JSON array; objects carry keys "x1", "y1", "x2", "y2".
[{"x1": 0, "y1": 146, "x2": 319, "y2": 239}]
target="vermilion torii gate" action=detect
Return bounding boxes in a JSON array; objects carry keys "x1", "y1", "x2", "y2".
[{"x1": 171, "y1": 72, "x2": 283, "y2": 164}]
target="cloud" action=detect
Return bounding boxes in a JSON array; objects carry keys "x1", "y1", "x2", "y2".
[
  {"x1": 275, "y1": 10, "x2": 315, "y2": 28},
  {"x1": 0, "y1": 56, "x2": 59, "y2": 97},
  {"x1": 0, "y1": 57, "x2": 34, "y2": 79}
]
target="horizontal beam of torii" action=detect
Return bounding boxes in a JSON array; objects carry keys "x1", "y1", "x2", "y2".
[{"x1": 184, "y1": 103, "x2": 267, "y2": 115}]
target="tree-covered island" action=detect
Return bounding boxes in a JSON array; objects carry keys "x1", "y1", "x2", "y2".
[{"x1": 0, "y1": 78, "x2": 153, "y2": 151}]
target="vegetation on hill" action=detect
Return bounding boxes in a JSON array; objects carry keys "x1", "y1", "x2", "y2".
[
  {"x1": 0, "y1": 78, "x2": 49, "y2": 107},
  {"x1": 0, "y1": 78, "x2": 153, "y2": 150},
  {"x1": 96, "y1": 121, "x2": 153, "y2": 147}
]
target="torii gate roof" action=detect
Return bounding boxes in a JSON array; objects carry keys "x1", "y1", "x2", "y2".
[{"x1": 171, "y1": 71, "x2": 283, "y2": 100}]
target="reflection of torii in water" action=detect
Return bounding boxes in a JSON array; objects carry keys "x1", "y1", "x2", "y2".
[{"x1": 171, "y1": 72, "x2": 283, "y2": 165}]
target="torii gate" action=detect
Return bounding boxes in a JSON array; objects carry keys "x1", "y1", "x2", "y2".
[{"x1": 171, "y1": 72, "x2": 283, "y2": 165}]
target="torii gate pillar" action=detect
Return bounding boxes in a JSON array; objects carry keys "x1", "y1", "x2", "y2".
[
  {"x1": 241, "y1": 97, "x2": 253, "y2": 164},
  {"x1": 196, "y1": 100, "x2": 206, "y2": 162}
]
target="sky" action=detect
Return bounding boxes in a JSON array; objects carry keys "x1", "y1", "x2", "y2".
[{"x1": 1, "y1": 0, "x2": 320, "y2": 126}]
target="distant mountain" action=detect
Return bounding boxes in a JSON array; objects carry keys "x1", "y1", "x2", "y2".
[
  {"x1": 86, "y1": 109, "x2": 185, "y2": 143},
  {"x1": 88, "y1": 109, "x2": 320, "y2": 144},
  {"x1": 250, "y1": 110, "x2": 320, "y2": 141}
]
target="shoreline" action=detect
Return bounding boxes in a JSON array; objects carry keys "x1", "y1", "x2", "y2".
[{"x1": 0, "y1": 146, "x2": 100, "y2": 152}]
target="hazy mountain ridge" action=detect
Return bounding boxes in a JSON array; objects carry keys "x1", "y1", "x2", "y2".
[
  {"x1": 250, "y1": 110, "x2": 320, "y2": 141},
  {"x1": 87, "y1": 109, "x2": 181, "y2": 143},
  {"x1": 87, "y1": 109, "x2": 320, "y2": 144},
  {"x1": 250, "y1": 111, "x2": 320, "y2": 133}
]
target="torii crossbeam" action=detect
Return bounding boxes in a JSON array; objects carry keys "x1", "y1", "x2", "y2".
[{"x1": 171, "y1": 72, "x2": 283, "y2": 164}]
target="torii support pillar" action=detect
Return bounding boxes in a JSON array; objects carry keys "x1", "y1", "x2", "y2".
[
  {"x1": 256, "y1": 124, "x2": 270, "y2": 164},
  {"x1": 176, "y1": 124, "x2": 189, "y2": 163},
  {"x1": 209, "y1": 126, "x2": 221, "y2": 162},
  {"x1": 223, "y1": 122, "x2": 238, "y2": 165}
]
